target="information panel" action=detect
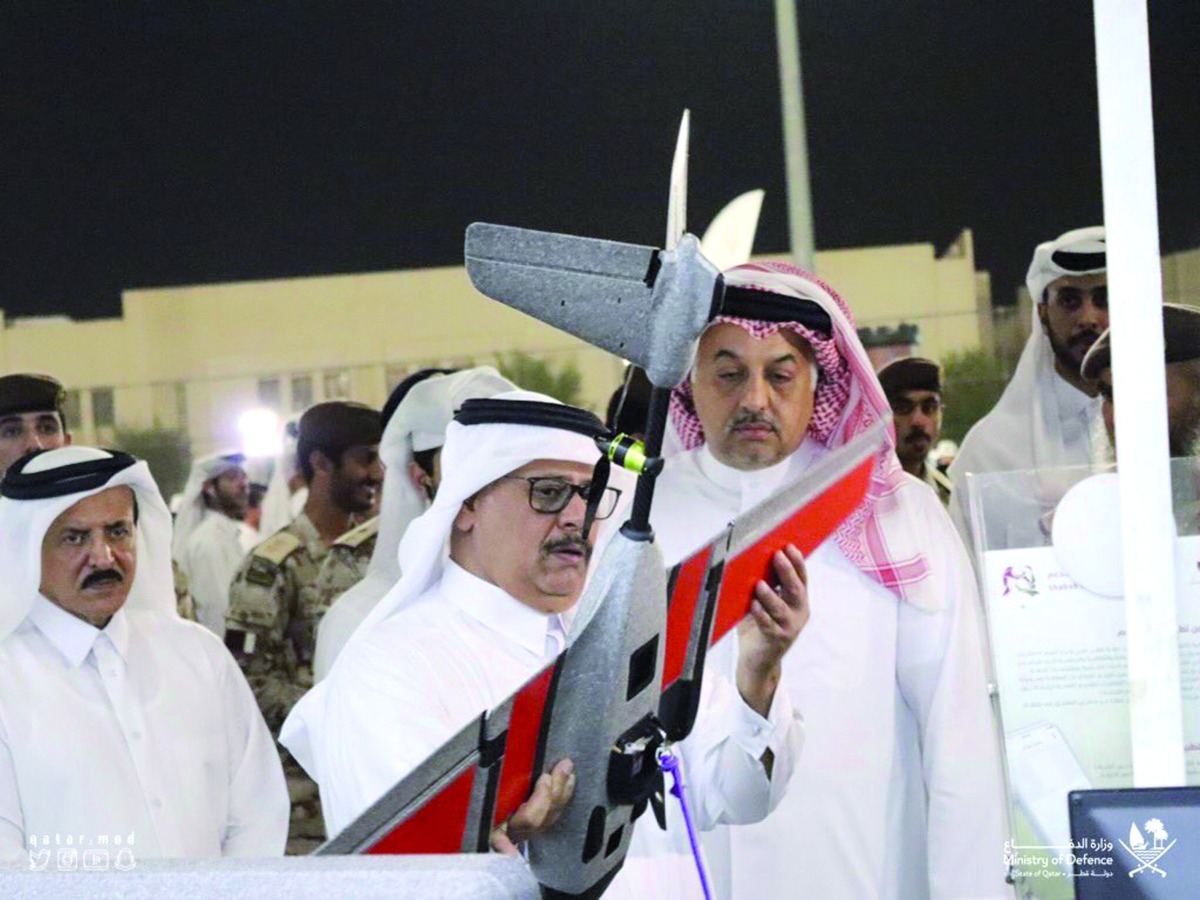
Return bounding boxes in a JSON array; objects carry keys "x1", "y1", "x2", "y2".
[{"x1": 967, "y1": 462, "x2": 1200, "y2": 896}]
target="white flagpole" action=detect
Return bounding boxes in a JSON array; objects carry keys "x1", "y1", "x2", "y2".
[
  {"x1": 773, "y1": 0, "x2": 815, "y2": 270},
  {"x1": 1093, "y1": 0, "x2": 1185, "y2": 786}
]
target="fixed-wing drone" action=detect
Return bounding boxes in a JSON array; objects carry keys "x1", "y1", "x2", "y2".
[{"x1": 316, "y1": 114, "x2": 884, "y2": 899}]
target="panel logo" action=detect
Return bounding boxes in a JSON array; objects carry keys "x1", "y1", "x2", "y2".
[
  {"x1": 1119, "y1": 818, "x2": 1175, "y2": 879},
  {"x1": 1001, "y1": 565, "x2": 1038, "y2": 597}
]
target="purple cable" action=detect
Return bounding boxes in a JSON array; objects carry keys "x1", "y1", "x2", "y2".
[{"x1": 657, "y1": 745, "x2": 714, "y2": 900}]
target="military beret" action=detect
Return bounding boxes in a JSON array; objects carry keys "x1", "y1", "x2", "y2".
[
  {"x1": 877, "y1": 357, "x2": 942, "y2": 400},
  {"x1": 0, "y1": 374, "x2": 66, "y2": 419},
  {"x1": 1081, "y1": 304, "x2": 1200, "y2": 381},
  {"x1": 297, "y1": 401, "x2": 382, "y2": 460}
]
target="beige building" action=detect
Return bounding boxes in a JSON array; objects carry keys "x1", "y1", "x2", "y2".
[
  {"x1": 0, "y1": 231, "x2": 991, "y2": 456},
  {"x1": 1162, "y1": 245, "x2": 1200, "y2": 307},
  {"x1": 809, "y1": 228, "x2": 993, "y2": 366}
]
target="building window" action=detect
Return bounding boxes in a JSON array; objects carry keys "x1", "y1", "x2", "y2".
[
  {"x1": 324, "y1": 369, "x2": 351, "y2": 400},
  {"x1": 291, "y1": 374, "x2": 313, "y2": 412},
  {"x1": 63, "y1": 390, "x2": 83, "y2": 431},
  {"x1": 258, "y1": 377, "x2": 281, "y2": 410},
  {"x1": 92, "y1": 388, "x2": 115, "y2": 428}
]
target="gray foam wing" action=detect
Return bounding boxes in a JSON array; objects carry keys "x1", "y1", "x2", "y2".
[{"x1": 465, "y1": 223, "x2": 719, "y2": 388}]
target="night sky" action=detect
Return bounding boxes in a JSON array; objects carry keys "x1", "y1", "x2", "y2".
[{"x1": 2, "y1": 3, "x2": 1197, "y2": 320}]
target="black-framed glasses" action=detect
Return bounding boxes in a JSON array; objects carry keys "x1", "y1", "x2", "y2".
[{"x1": 501, "y1": 476, "x2": 622, "y2": 520}]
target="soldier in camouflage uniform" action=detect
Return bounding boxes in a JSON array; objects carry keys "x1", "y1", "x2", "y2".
[
  {"x1": 312, "y1": 516, "x2": 377, "y2": 612},
  {"x1": 226, "y1": 401, "x2": 383, "y2": 854}
]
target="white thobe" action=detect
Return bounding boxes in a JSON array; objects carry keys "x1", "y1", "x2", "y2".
[
  {"x1": 653, "y1": 441, "x2": 1010, "y2": 900},
  {"x1": 313, "y1": 561, "x2": 800, "y2": 899},
  {"x1": 0, "y1": 597, "x2": 289, "y2": 862},
  {"x1": 180, "y1": 512, "x2": 257, "y2": 638}
]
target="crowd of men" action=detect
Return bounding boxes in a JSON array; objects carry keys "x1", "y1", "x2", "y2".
[{"x1": 1, "y1": 223, "x2": 1179, "y2": 897}]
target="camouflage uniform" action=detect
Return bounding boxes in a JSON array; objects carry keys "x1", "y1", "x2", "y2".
[
  {"x1": 172, "y1": 560, "x2": 198, "y2": 622},
  {"x1": 313, "y1": 516, "x2": 378, "y2": 611},
  {"x1": 226, "y1": 512, "x2": 330, "y2": 854}
]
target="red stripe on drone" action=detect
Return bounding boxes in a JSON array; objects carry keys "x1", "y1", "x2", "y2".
[
  {"x1": 366, "y1": 766, "x2": 476, "y2": 855},
  {"x1": 492, "y1": 663, "x2": 557, "y2": 826},
  {"x1": 710, "y1": 457, "x2": 874, "y2": 646},
  {"x1": 661, "y1": 546, "x2": 713, "y2": 690}
]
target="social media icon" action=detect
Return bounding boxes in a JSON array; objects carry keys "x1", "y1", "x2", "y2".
[{"x1": 82, "y1": 849, "x2": 110, "y2": 871}]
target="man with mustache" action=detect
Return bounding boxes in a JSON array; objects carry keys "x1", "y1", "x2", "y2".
[
  {"x1": 282, "y1": 390, "x2": 805, "y2": 893},
  {"x1": 226, "y1": 400, "x2": 383, "y2": 854},
  {"x1": 0, "y1": 446, "x2": 288, "y2": 862},
  {"x1": 652, "y1": 262, "x2": 1007, "y2": 898},
  {"x1": 949, "y1": 227, "x2": 1108, "y2": 546},
  {"x1": 878, "y1": 357, "x2": 951, "y2": 504},
  {"x1": 282, "y1": 391, "x2": 618, "y2": 844}
]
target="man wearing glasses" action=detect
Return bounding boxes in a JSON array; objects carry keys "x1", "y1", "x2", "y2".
[
  {"x1": 878, "y1": 357, "x2": 952, "y2": 504},
  {"x1": 282, "y1": 391, "x2": 625, "y2": 846}
]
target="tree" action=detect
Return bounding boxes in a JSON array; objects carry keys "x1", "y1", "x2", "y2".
[
  {"x1": 1145, "y1": 818, "x2": 1168, "y2": 848},
  {"x1": 940, "y1": 348, "x2": 1012, "y2": 445},
  {"x1": 496, "y1": 351, "x2": 584, "y2": 408},
  {"x1": 113, "y1": 427, "x2": 192, "y2": 501}
]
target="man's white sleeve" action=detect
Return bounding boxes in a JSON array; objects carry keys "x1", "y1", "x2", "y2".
[
  {"x1": 896, "y1": 496, "x2": 1011, "y2": 899},
  {"x1": 677, "y1": 634, "x2": 804, "y2": 831},
  {"x1": 217, "y1": 643, "x2": 291, "y2": 856}
]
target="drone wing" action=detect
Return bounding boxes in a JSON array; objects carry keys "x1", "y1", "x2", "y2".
[{"x1": 317, "y1": 656, "x2": 564, "y2": 856}]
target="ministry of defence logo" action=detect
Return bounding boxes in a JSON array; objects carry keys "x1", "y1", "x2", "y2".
[
  {"x1": 1119, "y1": 818, "x2": 1175, "y2": 879},
  {"x1": 1001, "y1": 565, "x2": 1038, "y2": 597}
]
